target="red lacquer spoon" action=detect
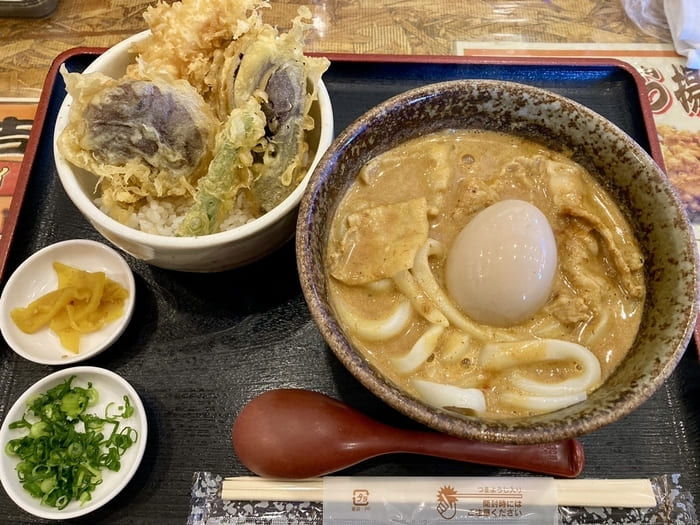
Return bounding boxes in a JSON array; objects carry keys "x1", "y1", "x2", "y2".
[{"x1": 232, "y1": 388, "x2": 584, "y2": 478}]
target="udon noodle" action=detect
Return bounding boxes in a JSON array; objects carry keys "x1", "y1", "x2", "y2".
[{"x1": 326, "y1": 129, "x2": 646, "y2": 419}]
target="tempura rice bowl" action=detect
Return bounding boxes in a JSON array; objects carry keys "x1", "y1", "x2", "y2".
[{"x1": 54, "y1": 31, "x2": 334, "y2": 272}]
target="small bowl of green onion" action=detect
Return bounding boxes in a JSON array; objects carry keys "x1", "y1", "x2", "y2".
[{"x1": 0, "y1": 366, "x2": 147, "y2": 519}]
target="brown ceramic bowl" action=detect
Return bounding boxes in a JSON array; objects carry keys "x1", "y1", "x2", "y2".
[{"x1": 296, "y1": 79, "x2": 699, "y2": 444}]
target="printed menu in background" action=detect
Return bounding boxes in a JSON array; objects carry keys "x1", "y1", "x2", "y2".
[{"x1": 0, "y1": 99, "x2": 36, "y2": 237}]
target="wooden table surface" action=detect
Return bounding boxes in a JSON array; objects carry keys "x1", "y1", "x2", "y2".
[{"x1": 1, "y1": 0, "x2": 665, "y2": 99}]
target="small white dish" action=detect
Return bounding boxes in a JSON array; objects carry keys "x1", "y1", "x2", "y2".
[
  {"x1": 0, "y1": 239, "x2": 136, "y2": 365},
  {"x1": 0, "y1": 366, "x2": 148, "y2": 519}
]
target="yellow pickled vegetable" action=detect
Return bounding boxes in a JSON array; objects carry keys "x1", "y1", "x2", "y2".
[{"x1": 10, "y1": 262, "x2": 129, "y2": 353}]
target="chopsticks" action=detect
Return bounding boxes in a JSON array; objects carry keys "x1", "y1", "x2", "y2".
[
  {"x1": 223, "y1": 477, "x2": 324, "y2": 502},
  {"x1": 221, "y1": 476, "x2": 657, "y2": 508},
  {"x1": 553, "y1": 478, "x2": 657, "y2": 507}
]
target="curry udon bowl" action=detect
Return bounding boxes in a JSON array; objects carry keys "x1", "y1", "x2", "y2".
[
  {"x1": 54, "y1": 30, "x2": 334, "y2": 272},
  {"x1": 296, "y1": 79, "x2": 699, "y2": 444}
]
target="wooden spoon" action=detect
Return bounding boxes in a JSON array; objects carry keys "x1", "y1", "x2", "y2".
[{"x1": 232, "y1": 388, "x2": 584, "y2": 478}]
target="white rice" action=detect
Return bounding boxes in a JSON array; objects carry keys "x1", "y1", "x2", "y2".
[
  {"x1": 97, "y1": 192, "x2": 258, "y2": 237},
  {"x1": 134, "y1": 199, "x2": 188, "y2": 235}
]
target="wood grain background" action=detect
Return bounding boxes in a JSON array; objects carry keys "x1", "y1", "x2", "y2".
[{"x1": 0, "y1": 0, "x2": 665, "y2": 98}]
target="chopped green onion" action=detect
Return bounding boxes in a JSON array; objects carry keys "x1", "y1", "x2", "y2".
[{"x1": 4, "y1": 375, "x2": 138, "y2": 510}]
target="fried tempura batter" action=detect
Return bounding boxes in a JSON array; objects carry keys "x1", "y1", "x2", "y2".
[{"x1": 58, "y1": 0, "x2": 329, "y2": 236}]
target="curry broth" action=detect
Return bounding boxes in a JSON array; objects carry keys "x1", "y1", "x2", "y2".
[{"x1": 327, "y1": 129, "x2": 645, "y2": 419}]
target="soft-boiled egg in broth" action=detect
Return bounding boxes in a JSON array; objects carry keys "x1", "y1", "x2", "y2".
[
  {"x1": 445, "y1": 199, "x2": 557, "y2": 327},
  {"x1": 325, "y1": 129, "x2": 645, "y2": 419}
]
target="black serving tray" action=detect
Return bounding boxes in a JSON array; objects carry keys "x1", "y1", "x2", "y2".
[{"x1": 0, "y1": 50, "x2": 698, "y2": 523}]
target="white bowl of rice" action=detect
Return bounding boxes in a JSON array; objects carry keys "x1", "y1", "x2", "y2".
[{"x1": 53, "y1": 24, "x2": 334, "y2": 272}]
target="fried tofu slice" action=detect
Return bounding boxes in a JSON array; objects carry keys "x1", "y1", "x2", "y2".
[{"x1": 329, "y1": 198, "x2": 429, "y2": 285}]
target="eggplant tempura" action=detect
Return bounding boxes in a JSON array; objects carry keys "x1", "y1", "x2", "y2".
[{"x1": 57, "y1": 0, "x2": 329, "y2": 236}]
